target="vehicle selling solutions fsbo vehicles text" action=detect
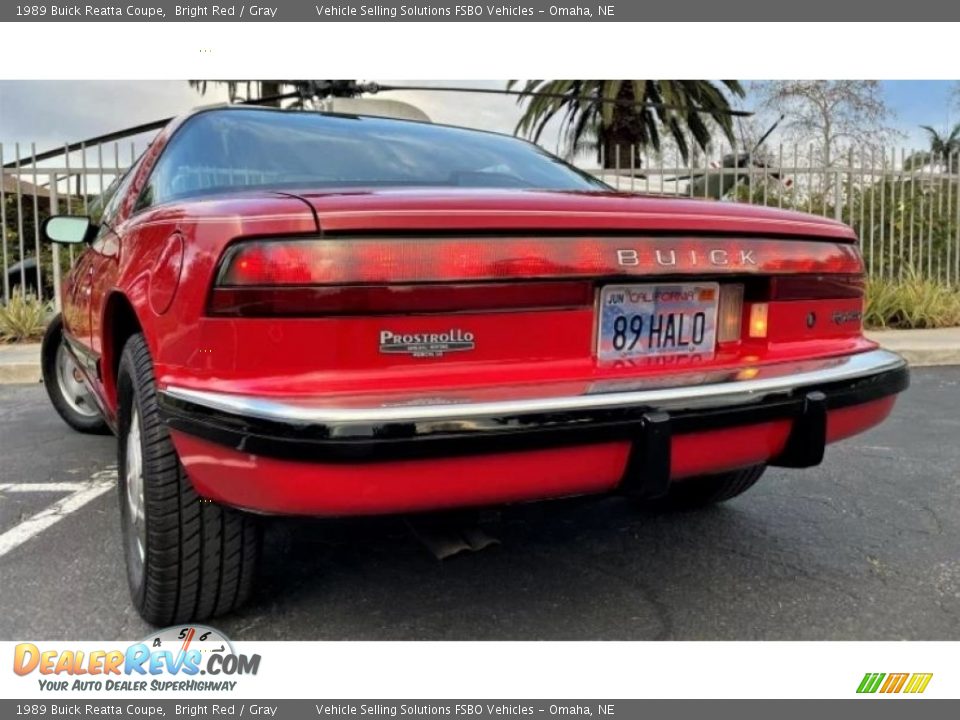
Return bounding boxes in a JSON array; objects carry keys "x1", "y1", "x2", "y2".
[{"x1": 312, "y1": 5, "x2": 605, "y2": 18}]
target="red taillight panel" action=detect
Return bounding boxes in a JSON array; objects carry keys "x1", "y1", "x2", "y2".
[
  {"x1": 215, "y1": 236, "x2": 864, "y2": 286},
  {"x1": 769, "y1": 274, "x2": 865, "y2": 300},
  {"x1": 209, "y1": 281, "x2": 593, "y2": 316}
]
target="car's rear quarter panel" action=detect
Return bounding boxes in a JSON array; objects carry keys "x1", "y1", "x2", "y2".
[{"x1": 116, "y1": 196, "x2": 318, "y2": 398}]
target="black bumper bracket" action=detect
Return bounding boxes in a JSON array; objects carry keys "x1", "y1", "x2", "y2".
[
  {"x1": 771, "y1": 390, "x2": 828, "y2": 468},
  {"x1": 619, "y1": 411, "x2": 672, "y2": 499}
]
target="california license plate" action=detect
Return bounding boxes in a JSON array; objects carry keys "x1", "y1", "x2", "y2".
[{"x1": 597, "y1": 282, "x2": 719, "y2": 361}]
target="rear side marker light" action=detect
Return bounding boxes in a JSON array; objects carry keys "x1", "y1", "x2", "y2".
[
  {"x1": 717, "y1": 284, "x2": 744, "y2": 343},
  {"x1": 749, "y1": 303, "x2": 769, "y2": 338}
]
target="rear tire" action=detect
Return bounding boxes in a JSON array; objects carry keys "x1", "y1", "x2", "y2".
[
  {"x1": 117, "y1": 332, "x2": 260, "y2": 625},
  {"x1": 643, "y1": 465, "x2": 766, "y2": 511},
  {"x1": 41, "y1": 315, "x2": 108, "y2": 434}
]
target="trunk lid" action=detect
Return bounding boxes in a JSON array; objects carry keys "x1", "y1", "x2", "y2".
[{"x1": 294, "y1": 188, "x2": 857, "y2": 241}]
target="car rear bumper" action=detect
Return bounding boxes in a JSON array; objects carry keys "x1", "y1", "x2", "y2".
[{"x1": 159, "y1": 348, "x2": 908, "y2": 514}]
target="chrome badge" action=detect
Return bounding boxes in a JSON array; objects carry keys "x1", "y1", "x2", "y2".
[
  {"x1": 379, "y1": 329, "x2": 476, "y2": 358},
  {"x1": 616, "y1": 248, "x2": 758, "y2": 267}
]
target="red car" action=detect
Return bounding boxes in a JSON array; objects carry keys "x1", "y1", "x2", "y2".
[{"x1": 41, "y1": 106, "x2": 908, "y2": 624}]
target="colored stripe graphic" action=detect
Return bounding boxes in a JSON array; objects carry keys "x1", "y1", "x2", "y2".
[
  {"x1": 857, "y1": 673, "x2": 885, "y2": 693},
  {"x1": 857, "y1": 672, "x2": 932, "y2": 694},
  {"x1": 903, "y1": 674, "x2": 933, "y2": 694},
  {"x1": 880, "y1": 673, "x2": 909, "y2": 693}
]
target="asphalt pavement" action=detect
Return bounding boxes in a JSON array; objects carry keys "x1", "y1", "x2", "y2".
[{"x1": 1, "y1": 369, "x2": 959, "y2": 641}]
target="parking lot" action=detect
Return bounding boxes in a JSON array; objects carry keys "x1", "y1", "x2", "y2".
[{"x1": 1, "y1": 367, "x2": 959, "y2": 641}]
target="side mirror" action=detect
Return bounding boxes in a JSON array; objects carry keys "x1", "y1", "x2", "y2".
[{"x1": 42, "y1": 216, "x2": 96, "y2": 245}]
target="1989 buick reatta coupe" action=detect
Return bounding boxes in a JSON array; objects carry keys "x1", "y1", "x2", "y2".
[{"x1": 41, "y1": 106, "x2": 908, "y2": 624}]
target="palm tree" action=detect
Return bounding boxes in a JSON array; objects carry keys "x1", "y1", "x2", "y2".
[
  {"x1": 508, "y1": 80, "x2": 745, "y2": 168},
  {"x1": 903, "y1": 123, "x2": 960, "y2": 172}
]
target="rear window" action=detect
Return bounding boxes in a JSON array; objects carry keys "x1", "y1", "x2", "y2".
[{"x1": 136, "y1": 108, "x2": 607, "y2": 209}]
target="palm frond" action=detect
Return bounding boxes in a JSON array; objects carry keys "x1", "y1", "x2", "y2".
[{"x1": 508, "y1": 79, "x2": 744, "y2": 166}]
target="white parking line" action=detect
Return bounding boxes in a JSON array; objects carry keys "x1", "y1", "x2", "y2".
[
  {"x1": 0, "y1": 467, "x2": 117, "y2": 559},
  {"x1": 0, "y1": 482, "x2": 92, "y2": 493}
]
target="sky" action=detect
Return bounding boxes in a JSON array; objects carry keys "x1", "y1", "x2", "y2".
[
  {"x1": 882, "y1": 80, "x2": 958, "y2": 146},
  {"x1": 0, "y1": 79, "x2": 957, "y2": 166}
]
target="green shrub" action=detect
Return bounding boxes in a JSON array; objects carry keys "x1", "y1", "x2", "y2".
[
  {"x1": 864, "y1": 269, "x2": 960, "y2": 329},
  {"x1": 0, "y1": 290, "x2": 51, "y2": 343}
]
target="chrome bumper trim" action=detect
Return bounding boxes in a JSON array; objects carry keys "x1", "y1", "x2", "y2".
[{"x1": 161, "y1": 349, "x2": 906, "y2": 425}]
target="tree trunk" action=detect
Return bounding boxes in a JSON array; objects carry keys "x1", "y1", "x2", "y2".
[
  {"x1": 601, "y1": 138, "x2": 642, "y2": 171},
  {"x1": 260, "y1": 81, "x2": 283, "y2": 107}
]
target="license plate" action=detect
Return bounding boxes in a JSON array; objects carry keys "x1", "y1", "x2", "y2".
[{"x1": 597, "y1": 282, "x2": 719, "y2": 361}]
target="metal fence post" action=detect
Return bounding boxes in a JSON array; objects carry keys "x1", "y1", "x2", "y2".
[
  {"x1": 30, "y1": 143, "x2": 42, "y2": 299},
  {"x1": 14, "y1": 143, "x2": 25, "y2": 293},
  {"x1": 0, "y1": 143, "x2": 8, "y2": 304},
  {"x1": 49, "y1": 172, "x2": 61, "y2": 312},
  {"x1": 834, "y1": 168, "x2": 842, "y2": 222}
]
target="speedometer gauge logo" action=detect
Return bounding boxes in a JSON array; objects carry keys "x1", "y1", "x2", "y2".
[{"x1": 142, "y1": 625, "x2": 235, "y2": 659}]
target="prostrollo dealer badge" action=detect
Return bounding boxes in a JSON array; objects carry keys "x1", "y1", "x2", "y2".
[{"x1": 12, "y1": 626, "x2": 260, "y2": 692}]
